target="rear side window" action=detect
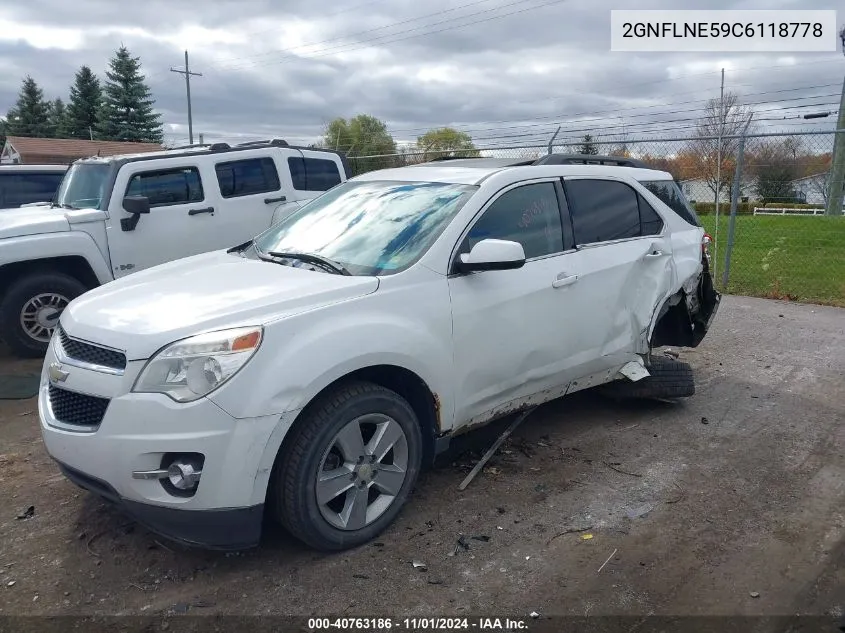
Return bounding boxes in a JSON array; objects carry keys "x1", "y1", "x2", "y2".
[
  {"x1": 565, "y1": 179, "x2": 642, "y2": 245},
  {"x1": 215, "y1": 157, "x2": 281, "y2": 198},
  {"x1": 125, "y1": 167, "x2": 204, "y2": 207},
  {"x1": 288, "y1": 157, "x2": 342, "y2": 191},
  {"x1": 639, "y1": 179, "x2": 701, "y2": 227},
  {"x1": 0, "y1": 172, "x2": 64, "y2": 207},
  {"x1": 637, "y1": 194, "x2": 664, "y2": 236}
]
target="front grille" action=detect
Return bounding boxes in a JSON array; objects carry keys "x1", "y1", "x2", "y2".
[
  {"x1": 48, "y1": 385, "x2": 110, "y2": 428},
  {"x1": 57, "y1": 325, "x2": 126, "y2": 371}
]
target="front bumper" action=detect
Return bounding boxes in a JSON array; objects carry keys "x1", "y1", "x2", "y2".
[
  {"x1": 37, "y1": 336, "x2": 295, "y2": 550},
  {"x1": 57, "y1": 461, "x2": 263, "y2": 550}
]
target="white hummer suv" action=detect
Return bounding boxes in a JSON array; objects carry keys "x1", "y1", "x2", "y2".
[
  {"x1": 38, "y1": 155, "x2": 720, "y2": 551},
  {"x1": 0, "y1": 139, "x2": 349, "y2": 357}
]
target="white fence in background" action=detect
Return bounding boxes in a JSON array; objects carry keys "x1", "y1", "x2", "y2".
[{"x1": 752, "y1": 207, "x2": 845, "y2": 216}]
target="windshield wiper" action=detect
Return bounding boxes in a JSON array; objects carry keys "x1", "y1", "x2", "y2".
[{"x1": 266, "y1": 250, "x2": 352, "y2": 276}]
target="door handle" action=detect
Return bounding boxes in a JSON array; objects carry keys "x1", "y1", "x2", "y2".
[
  {"x1": 188, "y1": 207, "x2": 215, "y2": 216},
  {"x1": 264, "y1": 196, "x2": 287, "y2": 204},
  {"x1": 644, "y1": 250, "x2": 664, "y2": 258},
  {"x1": 552, "y1": 273, "x2": 578, "y2": 288}
]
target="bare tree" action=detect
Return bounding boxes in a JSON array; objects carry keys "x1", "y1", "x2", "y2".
[
  {"x1": 806, "y1": 172, "x2": 830, "y2": 205},
  {"x1": 687, "y1": 91, "x2": 754, "y2": 203}
]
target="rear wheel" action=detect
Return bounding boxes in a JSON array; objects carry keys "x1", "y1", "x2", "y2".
[
  {"x1": 601, "y1": 356, "x2": 695, "y2": 400},
  {"x1": 271, "y1": 381, "x2": 423, "y2": 551},
  {"x1": 0, "y1": 272, "x2": 88, "y2": 358}
]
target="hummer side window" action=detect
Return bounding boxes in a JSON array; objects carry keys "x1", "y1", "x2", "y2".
[
  {"x1": 215, "y1": 158, "x2": 281, "y2": 198},
  {"x1": 125, "y1": 167, "x2": 204, "y2": 208}
]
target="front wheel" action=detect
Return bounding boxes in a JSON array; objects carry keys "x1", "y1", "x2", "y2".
[
  {"x1": 0, "y1": 272, "x2": 88, "y2": 358},
  {"x1": 271, "y1": 381, "x2": 423, "y2": 551}
]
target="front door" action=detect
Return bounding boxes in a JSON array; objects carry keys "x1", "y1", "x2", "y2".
[
  {"x1": 105, "y1": 161, "x2": 220, "y2": 278},
  {"x1": 448, "y1": 180, "x2": 588, "y2": 430}
]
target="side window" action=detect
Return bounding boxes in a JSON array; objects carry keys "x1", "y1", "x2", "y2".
[
  {"x1": 460, "y1": 182, "x2": 564, "y2": 260},
  {"x1": 288, "y1": 157, "x2": 342, "y2": 191},
  {"x1": 565, "y1": 179, "x2": 642, "y2": 245},
  {"x1": 2, "y1": 173, "x2": 64, "y2": 206},
  {"x1": 215, "y1": 157, "x2": 280, "y2": 198},
  {"x1": 637, "y1": 194, "x2": 664, "y2": 236},
  {"x1": 640, "y1": 179, "x2": 701, "y2": 227},
  {"x1": 125, "y1": 167, "x2": 203, "y2": 207}
]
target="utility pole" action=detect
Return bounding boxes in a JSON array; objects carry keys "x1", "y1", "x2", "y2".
[
  {"x1": 723, "y1": 112, "x2": 754, "y2": 289},
  {"x1": 170, "y1": 51, "x2": 202, "y2": 146},
  {"x1": 713, "y1": 68, "x2": 725, "y2": 280},
  {"x1": 825, "y1": 26, "x2": 845, "y2": 216}
]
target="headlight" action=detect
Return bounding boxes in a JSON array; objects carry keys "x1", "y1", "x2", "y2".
[{"x1": 132, "y1": 326, "x2": 263, "y2": 402}]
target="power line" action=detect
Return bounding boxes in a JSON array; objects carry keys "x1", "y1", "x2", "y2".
[
  {"x1": 385, "y1": 81, "x2": 844, "y2": 137},
  {"x1": 216, "y1": 0, "x2": 568, "y2": 71},
  {"x1": 211, "y1": 0, "x2": 507, "y2": 69},
  {"x1": 463, "y1": 95, "x2": 843, "y2": 142}
]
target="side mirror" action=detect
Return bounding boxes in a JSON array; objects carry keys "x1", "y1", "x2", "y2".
[
  {"x1": 121, "y1": 195, "x2": 150, "y2": 231},
  {"x1": 457, "y1": 238, "x2": 526, "y2": 273},
  {"x1": 123, "y1": 195, "x2": 150, "y2": 215}
]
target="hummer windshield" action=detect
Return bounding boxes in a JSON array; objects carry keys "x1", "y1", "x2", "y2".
[{"x1": 53, "y1": 163, "x2": 112, "y2": 210}]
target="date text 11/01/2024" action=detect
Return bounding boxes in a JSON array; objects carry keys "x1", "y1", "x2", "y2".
[{"x1": 307, "y1": 617, "x2": 531, "y2": 631}]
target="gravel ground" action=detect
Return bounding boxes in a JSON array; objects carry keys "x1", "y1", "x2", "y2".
[{"x1": 0, "y1": 295, "x2": 843, "y2": 627}]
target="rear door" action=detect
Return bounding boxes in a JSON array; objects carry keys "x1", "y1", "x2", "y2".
[
  {"x1": 560, "y1": 177, "x2": 675, "y2": 365},
  {"x1": 279, "y1": 151, "x2": 345, "y2": 224},
  {"x1": 212, "y1": 152, "x2": 292, "y2": 234}
]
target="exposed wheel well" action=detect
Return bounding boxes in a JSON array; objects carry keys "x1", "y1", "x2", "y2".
[
  {"x1": 0, "y1": 257, "x2": 100, "y2": 296},
  {"x1": 650, "y1": 291, "x2": 695, "y2": 349},
  {"x1": 287, "y1": 365, "x2": 440, "y2": 467}
]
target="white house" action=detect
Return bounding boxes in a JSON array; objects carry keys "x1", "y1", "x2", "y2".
[
  {"x1": 680, "y1": 178, "x2": 756, "y2": 204},
  {"x1": 791, "y1": 172, "x2": 829, "y2": 206}
]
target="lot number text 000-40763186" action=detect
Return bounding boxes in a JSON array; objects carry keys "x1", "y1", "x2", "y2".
[{"x1": 610, "y1": 10, "x2": 839, "y2": 52}]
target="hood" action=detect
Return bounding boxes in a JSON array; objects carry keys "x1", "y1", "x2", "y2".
[
  {"x1": 61, "y1": 250, "x2": 380, "y2": 360},
  {"x1": 0, "y1": 206, "x2": 70, "y2": 238}
]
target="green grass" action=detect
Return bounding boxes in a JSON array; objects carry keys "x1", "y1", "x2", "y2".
[{"x1": 699, "y1": 215, "x2": 845, "y2": 307}]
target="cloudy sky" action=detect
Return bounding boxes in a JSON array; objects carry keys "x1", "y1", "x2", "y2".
[{"x1": 0, "y1": 0, "x2": 841, "y2": 150}]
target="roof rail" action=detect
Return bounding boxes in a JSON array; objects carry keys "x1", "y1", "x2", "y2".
[
  {"x1": 534, "y1": 153, "x2": 649, "y2": 168},
  {"x1": 168, "y1": 143, "x2": 213, "y2": 150},
  {"x1": 234, "y1": 138, "x2": 290, "y2": 148},
  {"x1": 429, "y1": 155, "x2": 481, "y2": 162},
  {"x1": 209, "y1": 142, "x2": 232, "y2": 151}
]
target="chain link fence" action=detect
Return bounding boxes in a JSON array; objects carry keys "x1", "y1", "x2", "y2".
[{"x1": 350, "y1": 130, "x2": 845, "y2": 307}]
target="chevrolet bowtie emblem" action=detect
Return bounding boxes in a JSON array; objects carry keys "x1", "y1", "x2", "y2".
[{"x1": 48, "y1": 362, "x2": 69, "y2": 383}]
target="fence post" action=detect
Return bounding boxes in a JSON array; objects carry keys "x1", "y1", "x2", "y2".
[{"x1": 722, "y1": 114, "x2": 753, "y2": 289}]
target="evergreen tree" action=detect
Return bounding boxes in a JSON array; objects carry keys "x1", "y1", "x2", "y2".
[
  {"x1": 579, "y1": 134, "x2": 599, "y2": 155},
  {"x1": 66, "y1": 66, "x2": 102, "y2": 140},
  {"x1": 96, "y1": 46, "x2": 163, "y2": 143},
  {"x1": 46, "y1": 98, "x2": 70, "y2": 138},
  {"x1": 5, "y1": 76, "x2": 50, "y2": 137}
]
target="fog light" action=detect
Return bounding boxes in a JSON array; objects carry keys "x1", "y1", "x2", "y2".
[{"x1": 167, "y1": 461, "x2": 202, "y2": 490}]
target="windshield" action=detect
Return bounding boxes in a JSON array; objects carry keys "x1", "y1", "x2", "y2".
[
  {"x1": 253, "y1": 180, "x2": 478, "y2": 276},
  {"x1": 639, "y1": 179, "x2": 701, "y2": 227},
  {"x1": 54, "y1": 163, "x2": 111, "y2": 210}
]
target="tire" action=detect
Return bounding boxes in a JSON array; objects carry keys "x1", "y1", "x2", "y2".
[
  {"x1": 602, "y1": 356, "x2": 696, "y2": 400},
  {"x1": 271, "y1": 381, "x2": 423, "y2": 551},
  {"x1": 0, "y1": 272, "x2": 88, "y2": 358}
]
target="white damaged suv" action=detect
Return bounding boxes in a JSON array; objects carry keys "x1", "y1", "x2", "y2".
[{"x1": 38, "y1": 155, "x2": 720, "y2": 551}]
